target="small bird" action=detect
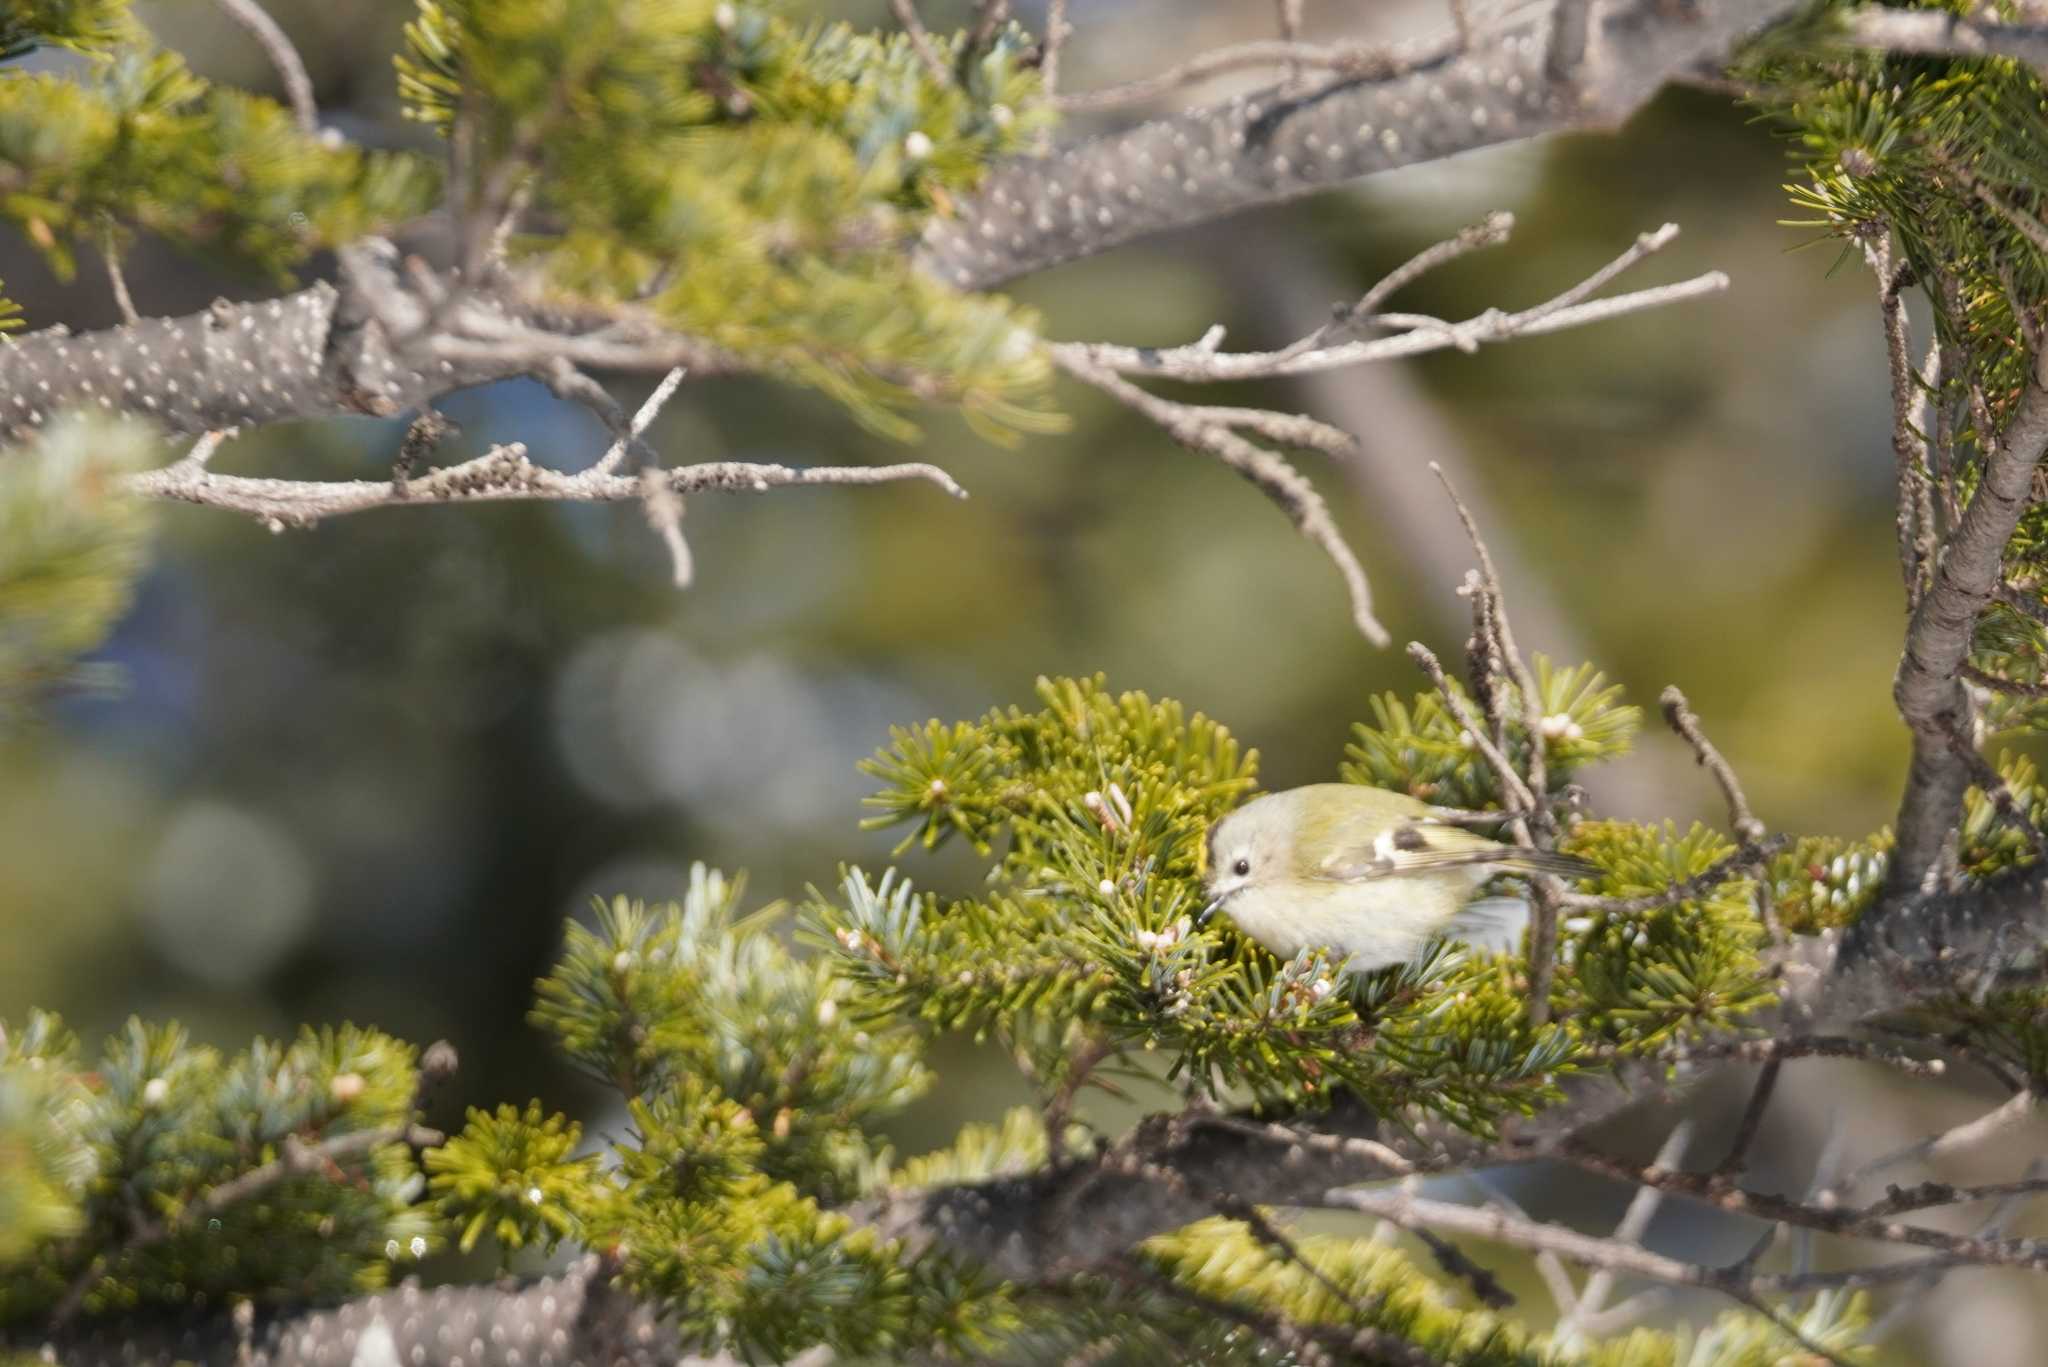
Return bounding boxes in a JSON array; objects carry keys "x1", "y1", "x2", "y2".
[{"x1": 1201, "y1": 783, "x2": 1598, "y2": 970}]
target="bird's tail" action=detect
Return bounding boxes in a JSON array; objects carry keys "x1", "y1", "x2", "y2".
[{"x1": 1489, "y1": 847, "x2": 1601, "y2": 884}]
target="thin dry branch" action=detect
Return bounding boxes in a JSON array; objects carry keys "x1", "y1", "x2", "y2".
[
  {"x1": 1841, "y1": 5, "x2": 2048, "y2": 71},
  {"x1": 99, "y1": 224, "x2": 138, "y2": 327},
  {"x1": 1555, "y1": 1121, "x2": 1694, "y2": 1346},
  {"x1": 1040, "y1": 0, "x2": 1070, "y2": 96},
  {"x1": 1825, "y1": 1089, "x2": 2039, "y2": 1206},
  {"x1": 1659, "y1": 686, "x2": 1767, "y2": 847},
  {"x1": 889, "y1": 0, "x2": 954, "y2": 88},
  {"x1": 1061, "y1": 229, "x2": 1723, "y2": 384},
  {"x1": 1052, "y1": 38, "x2": 1445, "y2": 113},
  {"x1": 129, "y1": 444, "x2": 967, "y2": 526},
  {"x1": 1316, "y1": 1183, "x2": 1855, "y2": 1365},
  {"x1": 1871, "y1": 238, "x2": 1933, "y2": 605},
  {"x1": 215, "y1": 0, "x2": 320, "y2": 133},
  {"x1": 1282, "y1": 211, "x2": 1516, "y2": 363},
  {"x1": 1054, "y1": 347, "x2": 1390, "y2": 645},
  {"x1": 1554, "y1": 839, "x2": 1783, "y2": 916},
  {"x1": 1407, "y1": 641, "x2": 1539, "y2": 813},
  {"x1": 1553, "y1": 1132, "x2": 2048, "y2": 1275},
  {"x1": 918, "y1": 0, "x2": 1805, "y2": 289},
  {"x1": 1887, "y1": 344, "x2": 2048, "y2": 895}
]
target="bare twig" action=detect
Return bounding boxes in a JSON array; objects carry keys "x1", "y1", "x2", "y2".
[
  {"x1": 1043, "y1": 1031, "x2": 1115, "y2": 1160},
  {"x1": 1556, "y1": 1121, "x2": 1694, "y2": 1346},
  {"x1": 1432, "y1": 464, "x2": 1551, "y2": 833},
  {"x1": 1871, "y1": 238, "x2": 1933, "y2": 605},
  {"x1": 1280, "y1": 213, "x2": 1516, "y2": 362},
  {"x1": 1054, "y1": 348, "x2": 1390, "y2": 645},
  {"x1": 51, "y1": 1111, "x2": 442, "y2": 1327},
  {"x1": 1040, "y1": 0, "x2": 1070, "y2": 96},
  {"x1": 1429, "y1": 461, "x2": 1570, "y2": 1021},
  {"x1": 959, "y1": 0, "x2": 1011, "y2": 79},
  {"x1": 1646, "y1": 1034, "x2": 1947, "y2": 1080},
  {"x1": 129, "y1": 445, "x2": 967, "y2": 528},
  {"x1": 1064, "y1": 234, "x2": 1723, "y2": 384},
  {"x1": 1318, "y1": 1182, "x2": 1854, "y2": 1365},
  {"x1": 1053, "y1": 38, "x2": 1431, "y2": 112},
  {"x1": 1407, "y1": 642, "x2": 1539, "y2": 813},
  {"x1": 1197, "y1": 1114, "x2": 1423, "y2": 1178},
  {"x1": 1464, "y1": 1175, "x2": 1574, "y2": 1313},
  {"x1": 1277, "y1": 0, "x2": 1304, "y2": 42},
  {"x1": 1520, "y1": 223, "x2": 1683, "y2": 331},
  {"x1": 214, "y1": 0, "x2": 320, "y2": 134},
  {"x1": 890, "y1": 0, "x2": 955, "y2": 88},
  {"x1": 1555, "y1": 838, "x2": 1782, "y2": 915},
  {"x1": 1554, "y1": 1126, "x2": 2048, "y2": 1273},
  {"x1": 1841, "y1": 5, "x2": 2048, "y2": 72},
  {"x1": 593, "y1": 365, "x2": 687, "y2": 477},
  {"x1": 1963, "y1": 663, "x2": 2048, "y2": 698},
  {"x1": 1659, "y1": 687, "x2": 1766, "y2": 847},
  {"x1": 639, "y1": 468, "x2": 692, "y2": 587},
  {"x1": 1547, "y1": 0, "x2": 1595, "y2": 80},
  {"x1": 1828, "y1": 1090, "x2": 2040, "y2": 1204}
]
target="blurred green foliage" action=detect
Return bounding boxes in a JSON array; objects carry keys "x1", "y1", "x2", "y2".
[{"x1": 0, "y1": 413, "x2": 155, "y2": 726}]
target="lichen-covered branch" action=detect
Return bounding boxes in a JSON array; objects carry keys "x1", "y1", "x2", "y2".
[{"x1": 916, "y1": 0, "x2": 1805, "y2": 289}]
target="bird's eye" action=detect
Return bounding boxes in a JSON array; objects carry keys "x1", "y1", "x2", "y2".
[{"x1": 1232, "y1": 857, "x2": 1251, "y2": 877}]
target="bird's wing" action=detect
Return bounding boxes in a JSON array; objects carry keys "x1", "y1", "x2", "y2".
[{"x1": 1317, "y1": 821, "x2": 1598, "y2": 884}]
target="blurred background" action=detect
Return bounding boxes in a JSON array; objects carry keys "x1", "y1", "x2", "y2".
[{"x1": 5, "y1": 1, "x2": 2036, "y2": 1361}]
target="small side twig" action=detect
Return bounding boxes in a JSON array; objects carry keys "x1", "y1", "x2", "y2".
[
  {"x1": 890, "y1": 0, "x2": 955, "y2": 87},
  {"x1": 1039, "y1": 0, "x2": 1070, "y2": 96},
  {"x1": 1406, "y1": 643, "x2": 1538, "y2": 817},
  {"x1": 1051, "y1": 38, "x2": 1426, "y2": 113},
  {"x1": 1940, "y1": 715, "x2": 2048, "y2": 862},
  {"x1": 1715, "y1": 1060, "x2": 1781, "y2": 1180},
  {"x1": 49, "y1": 1046, "x2": 454, "y2": 1329},
  {"x1": 1289, "y1": 213, "x2": 1516, "y2": 359},
  {"x1": 214, "y1": 0, "x2": 320, "y2": 134},
  {"x1": 1556, "y1": 1121, "x2": 1694, "y2": 1346},
  {"x1": 1055, "y1": 348, "x2": 1390, "y2": 646},
  {"x1": 1871, "y1": 237, "x2": 1933, "y2": 605},
  {"x1": 1546, "y1": 0, "x2": 1595, "y2": 81},
  {"x1": 1659, "y1": 686, "x2": 1765, "y2": 846},
  {"x1": 100, "y1": 222, "x2": 138, "y2": 325},
  {"x1": 593, "y1": 365, "x2": 688, "y2": 477}
]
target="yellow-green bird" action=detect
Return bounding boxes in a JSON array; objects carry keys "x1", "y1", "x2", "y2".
[{"x1": 1201, "y1": 784, "x2": 1597, "y2": 969}]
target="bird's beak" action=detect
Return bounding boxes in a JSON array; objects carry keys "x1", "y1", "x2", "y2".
[{"x1": 1197, "y1": 894, "x2": 1224, "y2": 926}]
